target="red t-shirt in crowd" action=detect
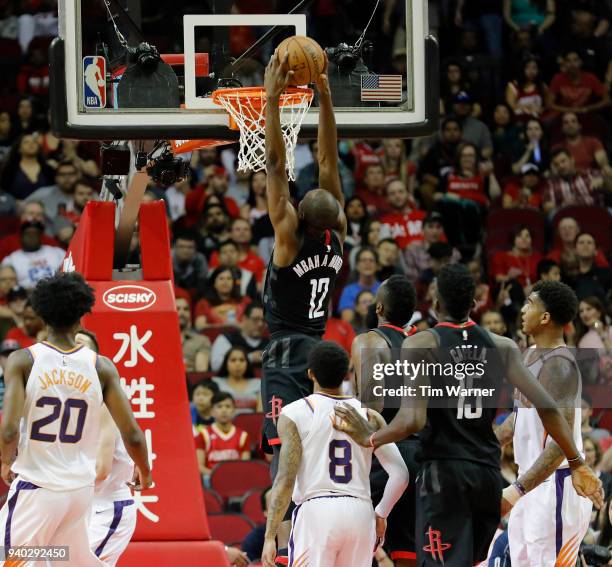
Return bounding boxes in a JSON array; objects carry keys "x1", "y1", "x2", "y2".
[
  {"x1": 0, "y1": 234, "x2": 60, "y2": 261},
  {"x1": 355, "y1": 188, "x2": 391, "y2": 215},
  {"x1": 379, "y1": 209, "x2": 426, "y2": 248},
  {"x1": 552, "y1": 137, "x2": 604, "y2": 172},
  {"x1": 491, "y1": 250, "x2": 543, "y2": 288},
  {"x1": 5, "y1": 327, "x2": 36, "y2": 348},
  {"x1": 446, "y1": 172, "x2": 488, "y2": 206},
  {"x1": 194, "y1": 423, "x2": 250, "y2": 469},
  {"x1": 351, "y1": 143, "x2": 382, "y2": 187},
  {"x1": 323, "y1": 318, "x2": 356, "y2": 355},
  {"x1": 549, "y1": 72, "x2": 605, "y2": 109},
  {"x1": 194, "y1": 297, "x2": 251, "y2": 325},
  {"x1": 208, "y1": 250, "x2": 266, "y2": 282},
  {"x1": 184, "y1": 185, "x2": 240, "y2": 224},
  {"x1": 503, "y1": 181, "x2": 543, "y2": 209}
]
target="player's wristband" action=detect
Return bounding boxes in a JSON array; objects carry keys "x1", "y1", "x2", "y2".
[
  {"x1": 502, "y1": 482, "x2": 525, "y2": 506},
  {"x1": 568, "y1": 454, "x2": 584, "y2": 467}
]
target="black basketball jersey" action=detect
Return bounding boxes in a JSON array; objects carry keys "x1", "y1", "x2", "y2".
[
  {"x1": 372, "y1": 324, "x2": 417, "y2": 424},
  {"x1": 419, "y1": 321, "x2": 501, "y2": 468},
  {"x1": 263, "y1": 229, "x2": 343, "y2": 337}
]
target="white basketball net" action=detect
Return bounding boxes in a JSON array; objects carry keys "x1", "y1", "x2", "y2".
[{"x1": 212, "y1": 88, "x2": 313, "y2": 181}]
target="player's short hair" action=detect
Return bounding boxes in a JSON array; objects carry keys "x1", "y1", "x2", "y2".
[
  {"x1": 536, "y1": 259, "x2": 559, "y2": 280},
  {"x1": 30, "y1": 273, "x2": 95, "y2": 330},
  {"x1": 212, "y1": 391, "x2": 235, "y2": 406},
  {"x1": 308, "y1": 341, "x2": 349, "y2": 389},
  {"x1": 532, "y1": 280, "x2": 578, "y2": 326},
  {"x1": 380, "y1": 275, "x2": 416, "y2": 327},
  {"x1": 76, "y1": 328, "x2": 99, "y2": 353},
  {"x1": 437, "y1": 264, "x2": 475, "y2": 321}
]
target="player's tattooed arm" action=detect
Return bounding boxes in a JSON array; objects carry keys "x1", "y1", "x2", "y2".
[
  {"x1": 352, "y1": 331, "x2": 388, "y2": 410},
  {"x1": 493, "y1": 412, "x2": 515, "y2": 447},
  {"x1": 264, "y1": 415, "x2": 302, "y2": 543},
  {"x1": 515, "y1": 356, "x2": 578, "y2": 493}
]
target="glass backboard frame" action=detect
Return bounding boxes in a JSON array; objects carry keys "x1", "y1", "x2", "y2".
[{"x1": 50, "y1": 0, "x2": 439, "y2": 140}]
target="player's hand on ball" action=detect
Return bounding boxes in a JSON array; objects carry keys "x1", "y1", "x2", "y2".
[
  {"x1": 261, "y1": 537, "x2": 277, "y2": 567},
  {"x1": 314, "y1": 52, "x2": 331, "y2": 96},
  {"x1": 1, "y1": 462, "x2": 15, "y2": 487},
  {"x1": 571, "y1": 464, "x2": 604, "y2": 509},
  {"x1": 264, "y1": 50, "x2": 294, "y2": 100},
  {"x1": 374, "y1": 514, "x2": 387, "y2": 551},
  {"x1": 127, "y1": 466, "x2": 153, "y2": 491},
  {"x1": 333, "y1": 403, "x2": 376, "y2": 447}
]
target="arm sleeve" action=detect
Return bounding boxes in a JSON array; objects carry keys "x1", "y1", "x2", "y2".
[{"x1": 372, "y1": 443, "x2": 409, "y2": 518}]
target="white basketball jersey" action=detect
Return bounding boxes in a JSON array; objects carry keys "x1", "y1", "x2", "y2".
[
  {"x1": 12, "y1": 342, "x2": 103, "y2": 491},
  {"x1": 513, "y1": 346, "x2": 583, "y2": 475},
  {"x1": 281, "y1": 393, "x2": 373, "y2": 505},
  {"x1": 94, "y1": 425, "x2": 134, "y2": 502}
]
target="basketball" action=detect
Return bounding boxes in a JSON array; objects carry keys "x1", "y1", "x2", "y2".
[{"x1": 277, "y1": 35, "x2": 325, "y2": 86}]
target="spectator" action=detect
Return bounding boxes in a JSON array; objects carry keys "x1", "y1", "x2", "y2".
[
  {"x1": 194, "y1": 267, "x2": 251, "y2": 330},
  {"x1": 547, "y1": 49, "x2": 610, "y2": 115},
  {"x1": 492, "y1": 225, "x2": 543, "y2": 291},
  {"x1": 0, "y1": 265, "x2": 17, "y2": 307},
  {"x1": 242, "y1": 487, "x2": 272, "y2": 563},
  {"x1": 172, "y1": 230, "x2": 209, "y2": 292},
  {"x1": 553, "y1": 111, "x2": 612, "y2": 174},
  {"x1": 343, "y1": 196, "x2": 368, "y2": 250},
  {"x1": 536, "y1": 258, "x2": 561, "y2": 282},
  {"x1": 355, "y1": 163, "x2": 388, "y2": 215},
  {"x1": 418, "y1": 117, "x2": 463, "y2": 208},
  {"x1": 505, "y1": 56, "x2": 549, "y2": 120},
  {"x1": 322, "y1": 313, "x2": 356, "y2": 355},
  {"x1": 503, "y1": 0, "x2": 556, "y2": 35},
  {"x1": 583, "y1": 436, "x2": 612, "y2": 499},
  {"x1": 416, "y1": 242, "x2": 456, "y2": 302},
  {"x1": 0, "y1": 201, "x2": 59, "y2": 260},
  {"x1": 543, "y1": 148, "x2": 608, "y2": 212},
  {"x1": 4, "y1": 285, "x2": 27, "y2": 331},
  {"x1": 503, "y1": 163, "x2": 545, "y2": 208},
  {"x1": 197, "y1": 202, "x2": 231, "y2": 259},
  {"x1": 59, "y1": 181, "x2": 95, "y2": 226},
  {"x1": 0, "y1": 110, "x2": 14, "y2": 163},
  {"x1": 378, "y1": 138, "x2": 417, "y2": 192},
  {"x1": 12, "y1": 98, "x2": 42, "y2": 137},
  {"x1": 468, "y1": 259, "x2": 493, "y2": 322},
  {"x1": 404, "y1": 212, "x2": 459, "y2": 282},
  {"x1": 214, "y1": 240, "x2": 257, "y2": 300},
  {"x1": 177, "y1": 297, "x2": 211, "y2": 372},
  {"x1": 1, "y1": 219, "x2": 65, "y2": 289},
  {"x1": 25, "y1": 160, "x2": 79, "y2": 219},
  {"x1": 194, "y1": 392, "x2": 250, "y2": 477},
  {"x1": 190, "y1": 147, "x2": 220, "y2": 185},
  {"x1": 440, "y1": 60, "x2": 480, "y2": 115},
  {"x1": 46, "y1": 139, "x2": 99, "y2": 179},
  {"x1": 481, "y1": 309, "x2": 508, "y2": 336},
  {"x1": 190, "y1": 380, "x2": 219, "y2": 432},
  {"x1": 511, "y1": 118, "x2": 550, "y2": 174},
  {"x1": 4, "y1": 299, "x2": 44, "y2": 347},
  {"x1": 379, "y1": 179, "x2": 425, "y2": 249},
  {"x1": 547, "y1": 216, "x2": 609, "y2": 268},
  {"x1": 0, "y1": 134, "x2": 54, "y2": 200},
  {"x1": 570, "y1": 232, "x2": 612, "y2": 301},
  {"x1": 186, "y1": 166, "x2": 241, "y2": 221},
  {"x1": 376, "y1": 238, "x2": 403, "y2": 281},
  {"x1": 210, "y1": 301, "x2": 267, "y2": 373},
  {"x1": 213, "y1": 347, "x2": 262, "y2": 413},
  {"x1": 491, "y1": 103, "x2": 524, "y2": 163},
  {"x1": 209, "y1": 218, "x2": 265, "y2": 284},
  {"x1": 348, "y1": 140, "x2": 382, "y2": 188},
  {"x1": 575, "y1": 296, "x2": 612, "y2": 349},
  {"x1": 16, "y1": 43, "x2": 49, "y2": 99},
  {"x1": 581, "y1": 394, "x2": 610, "y2": 443},
  {"x1": 349, "y1": 289, "x2": 375, "y2": 334},
  {"x1": 338, "y1": 247, "x2": 381, "y2": 321},
  {"x1": 241, "y1": 171, "x2": 268, "y2": 222},
  {"x1": 449, "y1": 91, "x2": 494, "y2": 158}
]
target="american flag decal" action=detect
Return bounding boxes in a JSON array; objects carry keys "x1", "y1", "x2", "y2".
[{"x1": 360, "y1": 74, "x2": 403, "y2": 102}]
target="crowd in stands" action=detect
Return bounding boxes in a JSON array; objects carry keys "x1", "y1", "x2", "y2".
[{"x1": 0, "y1": 0, "x2": 611, "y2": 564}]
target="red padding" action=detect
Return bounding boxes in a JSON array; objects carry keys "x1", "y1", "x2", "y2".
[{"x1": 119, "y1": 540, "x2": 230, "y2": 567}]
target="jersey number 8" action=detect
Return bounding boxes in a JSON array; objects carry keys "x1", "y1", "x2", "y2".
[
  {"x1": 30, "y1": 397, "x2": 88, "y2": 443},
  {"x1": 329, "y1": 439, "x2": 352, "y2": 483}
]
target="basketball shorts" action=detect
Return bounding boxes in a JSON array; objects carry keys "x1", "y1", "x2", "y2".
[
  {"x1": 0, "y1": 478, "x2": 104, "y2": 566},
  {"x1": 289, "y1": 495, "x2": 376, "y2": 567},
  {"x1": 261, "y1": 332, "x2": 319, "y2": 446},
  {"x1": 508, "y1": 468, "x2": 592, "y2": 567},
  {"x1": 88, "y1": 497, "x2": 136, "y2": 566},
  {"x1": 370, "y1": 437, "x2": 420, "y2": 561},
  {"x1": 416, "y1": 460, "x2": 502, "y2": 566}
]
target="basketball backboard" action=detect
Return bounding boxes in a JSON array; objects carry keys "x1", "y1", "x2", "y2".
[{"x1": 50, "y1": 0, "x2": 438, "y2": 141}]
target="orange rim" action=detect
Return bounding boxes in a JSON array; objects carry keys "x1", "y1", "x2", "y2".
[{"x1": 211, "y1": 86, "x2": 313, "y2": 111}]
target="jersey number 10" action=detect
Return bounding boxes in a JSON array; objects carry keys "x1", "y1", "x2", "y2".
[{"x1": 30, "y1": 397, "x2": 88, "y2": 443}]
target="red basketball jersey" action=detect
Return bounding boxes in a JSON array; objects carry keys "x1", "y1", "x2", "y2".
[{"x1": 195, "y1": 424, "x2": 250, "y2": 469}]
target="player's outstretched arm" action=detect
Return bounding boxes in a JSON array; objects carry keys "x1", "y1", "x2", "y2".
[
  {"x1": 264, "y1": 51, "x2": 299, "y2": 263},
  {"x1": 262, "y1": 414, "x2": 302, "y2": 567},
  {"x1": 98, "y1": 355, "x2": 152, "y2": 490},
  {"x1": 96, "y1": 405, "x2": 117, "y2": 481},
  {"x1": 0, "y1": 349, "x2": 29, "y2": 485}
]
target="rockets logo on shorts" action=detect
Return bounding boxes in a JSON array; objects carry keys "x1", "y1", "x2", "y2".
[{"x1": 83, "y1": 56, "x2": 106, "y2": 108}]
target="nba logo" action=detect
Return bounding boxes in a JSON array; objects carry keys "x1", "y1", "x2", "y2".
[{"x1": 83, "y1": 56, "x2": 106, "y2": 108}]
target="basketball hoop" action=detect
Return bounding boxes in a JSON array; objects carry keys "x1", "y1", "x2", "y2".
[{"x1": 211, "y1": 86, "x2": 313, "y2": 180}]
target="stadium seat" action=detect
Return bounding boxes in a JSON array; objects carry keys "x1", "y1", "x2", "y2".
[
  {"x1": 121, "y1": 540, "x2": 231, "y2": 567},
  {"x1": 186, "y1": 371, "x2": 215, "y2": 387},
  {"x1": 485, "y1": 208, "x2": 546, "y2": 260},
  {"x1": 207, "y1": 513, "x2": 255, "y2": 546},
  {"x1": 234, "y1": 412, "x2": 265, "y2": 452},
  {"x1": 210, "y1": 460, "x2": 270, "y2": 501},
  {"x1": 551, "y1": 206, "x2": 612, "y2": 251},
  {"x1": 0, "y1": 216, "x2": 20, "y2": 238},
  {"x1": 241, "y1": 488, "x2": 266, "y2": 525},
  {"x1": 203, "y1": 488, "x2": 224, "y2": 514}
]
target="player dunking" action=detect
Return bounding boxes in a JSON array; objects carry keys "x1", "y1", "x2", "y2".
[
  {"x1": 74, "y1": 330, "x2": 137, "y2": 567},
  {"x1": 496, "y1": 281, "x2": 594, "y2": 565},
  {"x1": 261, "y1": 341, "x2": 409, "y2": 567},
  {"x1": 352, "y1": 275, "x2": 419, "y2": 567},
  {"x1": 0, "y1": 273, "x2": 151, "y2": 565},
  {"x1": 261, "y1": 48, "x2": 346, "y2": 556},
  {"x1": 334, "y1": 264, "x2": 602, "y2": 566}
]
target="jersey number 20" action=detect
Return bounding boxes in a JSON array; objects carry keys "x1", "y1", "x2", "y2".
[
  {"x1": 309, "y1": 277, "x2": 330, "y2": 319},
  {"x1": 30, "y1": 397, "x2": 88, "y2": 443},
  {"x1": 329, "y1": 440, "x2": 352, "y2": 483}
]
